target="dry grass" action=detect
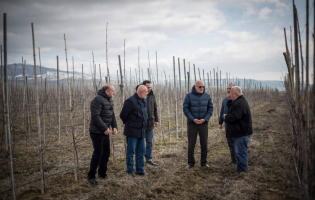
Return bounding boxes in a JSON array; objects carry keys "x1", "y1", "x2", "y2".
[{"x1": 0, "y1": 94, "x2": 301, "y2": 199}]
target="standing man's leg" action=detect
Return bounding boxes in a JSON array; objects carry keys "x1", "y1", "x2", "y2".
[
  {"x1": 126, "y1": 136, "x2": 137, "y2": 174},
  {"x1": 199, "y1": 123, "x2": 208, "y2": 166},
  {"x1": 88, "y1": 133, "x2": 104, "y2": 179},
  {"x1": 234, "y1": 135, "x2": 251, "y2": 172},
  {"x1": 227, "y1": 137, "x2": 237, "y2": 163},
  {"x1": 145, "y1": 129, "x2": 154, "y2": 162},
  {"x1": 135, "y1": 137, "x2": 145, "y2": 174},
  {"x1": 98, "y1": 135, "x2": 110, "y2": 178},
  {"x1": 187, "y1": 123, "x2": 198, "y2": 167}
]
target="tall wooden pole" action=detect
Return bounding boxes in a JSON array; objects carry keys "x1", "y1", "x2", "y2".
[
  {"x1": 32, "y1": 22, "x2": 45, "y2": 194},
  {"x1": 173, "y1": 56, "x2": 178, "y2": 138},
  {"x1": 4, "y1": 13, "x2": 16, "y2": 200}
]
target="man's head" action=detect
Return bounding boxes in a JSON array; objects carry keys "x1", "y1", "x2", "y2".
[
  {"x1": 137, "y1": 85, "x2": 148, "y2": 99},
  {"x1": 228, "y1": 86, "x2": 243, "y2": 101},
  {"x1": 143, "y1": 80, "x2": 152, "y2": 93},
  {"x1": 194, "y1": 80, "x2": 205, "y2": 94},
  {"x1": 104, "y1": 84, "x2": 115, "y2": 98},
  {"x1": 227, "y1": 83, "x2": 235, "y2": 94}
]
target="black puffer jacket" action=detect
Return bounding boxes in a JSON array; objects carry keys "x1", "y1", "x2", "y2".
[
  {"x1": 89, "y1": 87, "x2": 117, "y2": 134},
  {"x1": 146, "y1": 90, "x2": 159, "y2": 130},
  {"x1": 225, "y1": 95, "x2": 253, "y2": 138}
]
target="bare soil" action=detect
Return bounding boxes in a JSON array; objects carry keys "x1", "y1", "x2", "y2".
[{"x1": 1, "y1": 95, "x2": 301, "y2": 199}]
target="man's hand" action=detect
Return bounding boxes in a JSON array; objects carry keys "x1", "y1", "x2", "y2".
[
  {"x1": 224, "y1": 114, "x2": 227, "y2": 119},
  {"x1": 218, "y1": 125, "x2": 223, "y2": 129},
  {"x1": 104, "y1": 128, "x2": 112, "y2": 135},
  {"x1": 193, "y1": 119, "x2": 203, "y2": 124},
  {"x1": 112, "y1": 128, "x2": 117, "y2": 135},
  {"x1": 154, "y1": 122, "x2": 159, "y2": 126}
]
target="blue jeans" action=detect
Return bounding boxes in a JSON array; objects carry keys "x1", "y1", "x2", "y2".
[
  {"x1": 126, "y1": 136, "x2": 145, "y2": 174},
  {"x1": 145, "y1": 129, "x2": 154, "y2": 161},
  {"x1": 233, "y1": 135, "x2": 252, "y2": 172}
]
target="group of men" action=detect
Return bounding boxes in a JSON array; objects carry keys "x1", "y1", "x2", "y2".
[{"x1": 87, "y1": 80, "x2": 252, "y2": 185}]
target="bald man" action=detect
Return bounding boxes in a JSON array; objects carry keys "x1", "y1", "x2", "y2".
[
  {"x1": 120, "y1": 85, "x2": 148, "y2": 176},
  {"x1": 183, "y1": 81, "x2": 213, "y2": 169},
  {"x1": 224, "y1": 86, "x2": 253, "y2": 175},
  {"x1": 88, "y1": 84, "x2": 117, "y2": 185}
]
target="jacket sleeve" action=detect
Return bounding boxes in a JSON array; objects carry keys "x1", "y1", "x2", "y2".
[
  {"x1": 183, "y1": 94, "x2": 194, "y2": 122},
  {"x1": 218, "y1": 100, "x2": 224, "y2": 125},
  {"x1": 154, "y1": 98, "x2": 159, "y2": 122},
  {"x1": 120, "y1": 99, "x2": 133, "y2": 124},
  {"x1": 225, "y1": 104, "x2": 243, "y2": 123},
  {"x1": 90, "y1": 96, "x2": 108, "y2": 132},
  {"x1": 204, "y1": 96, "x2": 213, "y2": 122},
  {"x1": 111, "y1": 112, "x2": 118, "y2": 129}
]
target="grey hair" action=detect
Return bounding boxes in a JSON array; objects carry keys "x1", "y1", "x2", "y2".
[{"x1": 232, "y1": 86, "x2": 243, "y2": 95}]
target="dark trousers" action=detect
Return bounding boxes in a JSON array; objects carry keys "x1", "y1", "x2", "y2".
[
  {"x1": 227, "y1": 137, "x2": 237, "y2": 162},
  {"x1": 225, "y1": 123, "x2": 237, "y2": 162},
  {"x1": 187, "y1": 123, "x2": 208, "y2": 166},
  {"x1": 88, "y1": 132, "x2": 110, "y2": 178}
]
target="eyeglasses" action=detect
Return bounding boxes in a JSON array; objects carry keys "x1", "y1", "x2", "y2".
[{"x1": 197, "y1": 86, "x2": 205, "y2": 89}]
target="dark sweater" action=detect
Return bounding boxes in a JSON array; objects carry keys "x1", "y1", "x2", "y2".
[{"x1": 225, "y1": 95, "x2": 253, "y2": 138}]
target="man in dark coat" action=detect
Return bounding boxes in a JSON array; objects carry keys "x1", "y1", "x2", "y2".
[
  {"x1": 224, "y1": 86, "x2": 253, "y2": 174},
  {"x1": 183, "y1": 80, "x2": 213, "y2": 169},
  {"x1": 120, "y1": 85, "x2": 148, "y2": 176},
  {"x1": 142, "y1": 80, "x2": 159, "y2": 166},
  {"x1": 88, "y1": 84, "x2": 117, "y2": 185},
  {"x1": 219, "y1": 83, "x2": 237, "y2": 165}
]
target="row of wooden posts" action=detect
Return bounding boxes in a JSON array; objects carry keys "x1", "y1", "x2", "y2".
[
  {"x1": 1, "y1": 13, "x2": 278, "y2": 199},
  {"x1": 282, "y1": 1, "x2": 315, "y2": 199}
]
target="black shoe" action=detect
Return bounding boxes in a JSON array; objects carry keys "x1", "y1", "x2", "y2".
[
  {"x1": 88, "y1": 177, "x2": 98, "y2": 185},
  {"x1": 136, "y1": 171, "x2": 146, "y2": 176},
  {"x1": 201, "y1": 163, "x2": 210, "y2": 168},
  {"x1": 146, "y1": 160, "x2": 158, "y2": 166},
  {"x1": 128, "y1": 172, "x2": 135, "y2": 177},
  {"x1": 186, "y1": 164, "x2": 194, "y2": 169},
  {"x1": 98, "y1": 174, "x2": 108, "y2": 179}
]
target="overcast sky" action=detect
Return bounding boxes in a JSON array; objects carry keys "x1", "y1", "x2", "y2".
[{"x1": 0, "y1": 0, "x2": 313, "y2": 81}]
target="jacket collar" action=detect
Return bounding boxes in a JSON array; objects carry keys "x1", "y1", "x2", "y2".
[
  {"x1": 191, "y1": 86, "x2": 205, "y2": 95},
  {"x1": 97, "y1": 87, "x2": 110, "y2": 100}
]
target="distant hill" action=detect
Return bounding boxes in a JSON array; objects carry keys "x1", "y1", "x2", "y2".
[
  {"x1": 1, "y1": 63, "x2": 84, "y2": 80},
  {"x1": 1, "y1": 63, "x2": 284, "y2": 90}
]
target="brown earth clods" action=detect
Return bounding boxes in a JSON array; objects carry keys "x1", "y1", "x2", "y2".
[{"x1": 1, "y1": 95, "x2": 301, "y2": 200}]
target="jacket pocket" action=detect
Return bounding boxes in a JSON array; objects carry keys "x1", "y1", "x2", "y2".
[{"x1": 130, "y1": 122, "x2": 141, "y2": 128}]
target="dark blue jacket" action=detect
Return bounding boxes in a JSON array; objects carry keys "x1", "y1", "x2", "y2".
[
  {"x1": 219, "y1": 97, "x2": 232, "y2": 125},
  {"x1": 183, "y1": 86, "x2": 214, "y2": 124},
  {"x1": 120, "y1": 93, "x2": 148, "y2": 138}
]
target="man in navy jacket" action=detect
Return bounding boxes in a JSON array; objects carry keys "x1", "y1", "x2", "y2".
[
  {"x1": 183, "y1": 81, "x2": 213, "y2": 169},
  {"x1": 219, "y1": 83, "x2": 237, "y2": 165},
  {"x1": 120, "y1": 85, "x2": 148, "y2": 176},
  {"x1": 224, "y1": 86, "x2": 253, "y2": 174}
]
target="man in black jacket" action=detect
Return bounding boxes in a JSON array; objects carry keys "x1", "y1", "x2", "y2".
[
  {"x1": 88, "y1": 84, "x2": 117, "y2": 185},
  {"x1": 142, "y1": 80, "x2": 159, "y2": 166},
  {"x1": 120, "y1": 85, "x2": 148, "y2": 176},
  {"x1": 224, "y1": 86, "x2": 253, "y2": 174}
]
